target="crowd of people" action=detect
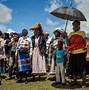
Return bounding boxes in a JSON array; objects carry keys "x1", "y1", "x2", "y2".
[{"x1": 0, "y1": 20, "x2": 89, "y2": 88}]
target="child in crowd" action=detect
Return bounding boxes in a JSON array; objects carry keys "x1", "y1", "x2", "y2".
[{"x1": 53, "y1": 40, "x2": 66, "y2": 85}]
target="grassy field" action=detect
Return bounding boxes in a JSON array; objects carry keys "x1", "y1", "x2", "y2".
[{"x1": 0, "y1": 74, "x2": 89, "y2": 90}]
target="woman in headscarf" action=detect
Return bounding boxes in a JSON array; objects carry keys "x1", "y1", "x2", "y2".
[
  {"x1": 31, "y1": 23, "x2": 46, "y2": 79},
  {"x1": 0, "y1": 31, "x2": 6, "y2": 85},
  {"x1": 16, "y1": 29, "x2": 32, "y2": 83}
]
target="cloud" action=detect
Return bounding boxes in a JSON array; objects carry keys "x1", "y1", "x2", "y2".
[
  {"x1": 0, "y1": 24, "x2": 7, "y2": 32},
  {"x1": 0, "y1": 24, "x2": 16, "y2": 34},
  {"x1": 6, "y1": 28, "x2": 15, "y2": 34},
  {"x1": 0, "y1": 3, "x2": 13, "y2": 34},
  {"x1": 75, "y1": 0, "x2": 89, "y2": 32},
  {"x1": 45, "y1": 0, "x2": 61, "y2": 12},
  {"x1": 0, "y1": 3, "x2": 12, "y2": 23},
  {"x1": 45, "y1": 0, "x2": 74, "y2": 13},
  {"x1": 46, "y1": 18, "x2": 59, "y2": 25}
]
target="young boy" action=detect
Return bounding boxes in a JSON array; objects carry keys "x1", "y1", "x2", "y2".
[{"x1": 53, "y1": 41, "x2": 66, "y2": 85}]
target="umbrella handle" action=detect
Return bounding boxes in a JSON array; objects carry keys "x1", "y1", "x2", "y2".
[
  {"x1": 65, "y1": 19, "x2": 68, "y2": 31},
  {"x1": 65, "y1": 3, "x2": 72, "y2": 31}
]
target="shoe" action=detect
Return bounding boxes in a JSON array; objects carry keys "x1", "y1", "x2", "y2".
[
  {"x1": 62, "y1": 83, "x2": 66, "y2": 86},
  {"x1": 70, "y1": 82, "x2": 77, "y2": 86},
  {"x1": 82, "y1": 85, "x2": 86, "y2": 88},
  {"x1": 25, "y1": 80, "x2": 28, "y2": 84},
  {"x1": 15, "y1": 80, "x2": 19, "y2": 83},
  {"x1": 6, "y1": 77, "x2": 13, "y2": 80},
  {"x1": 31, "y1": 76, "x2": 35, "y2": 81},
  {"x1": 15, "y1": 79, "x2": 22, "y2": 83},
  {"x1": 49, "y1": 72, "x2": 55, "y2": 75},
  {"x1": 66, "y1": 81, "x2": 69, "y2": 86},
  {"x1": 55, "y1": 82, "x2": 60, "y2": 85},
  {"x1": 14, "y1": 77, "x2": 17, "y2": 80}
]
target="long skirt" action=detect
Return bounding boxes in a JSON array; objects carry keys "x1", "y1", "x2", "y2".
[
  {"x1": 32, "y1": 47, "x2": 46, "y2": 75},
  {"x1": 68, "y1": 52, "x2": 86, "y2": 76},
  {"x1": 18, "y1": 51, "x2": 31, "y2": 72}
]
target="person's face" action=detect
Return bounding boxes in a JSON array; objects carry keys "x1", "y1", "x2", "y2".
[
  {"x1": 10, "y1": 33, "x2": 13, "y2": 38},
  {"x1": 3, "y1": 34, "x2": 6, "y2": 39},
  {"x1": 13, "y1": 35, "x2": 19, "y2": 41},
  {"x1": 73, "y1": 22, "x2": 80, "y2": 31},
  {"x1": 44, "y1": 34, "x2": 48, "y2": 39},
  {"x1": 61, "y1": 32, "x2": 66, "y2": 38},
  {"x1": 22, "y1": 32, "x2": 27, "y2": 36},
  {"x1": 34, "y1": 29, "x2": 41, "y2": 37},
  {"x1": 54, "y1": 31, "x2": 60, "y2": 37},
  {"x1": 58, "y1": 41, "x2": 63, "y2": 49}
]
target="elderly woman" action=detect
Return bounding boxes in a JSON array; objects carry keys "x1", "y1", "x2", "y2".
[
  {"x1": 30, "y1": 23, "x2": 46, "y2": 79},
  {"x1": 16, "y1": 29, "x2": 32, "y2": 83},
  {"x1": 65, "y1": 20, "x2": 86, "y2": 88}
]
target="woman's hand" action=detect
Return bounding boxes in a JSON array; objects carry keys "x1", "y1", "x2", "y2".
[{"x1": 62, "y1": 31, "x2": 68, "y2": 38}]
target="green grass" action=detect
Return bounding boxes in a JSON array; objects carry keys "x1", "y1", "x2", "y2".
[{"x1": 0, "y1": 74, "x2": 89, "y2": 90}]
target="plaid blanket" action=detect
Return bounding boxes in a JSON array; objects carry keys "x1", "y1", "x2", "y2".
[
  {"x1": 18, "y1": 51, "x2": 31, "y2": 72},
  {"x1": 17, "y1": 36, "x2": 32, "y2": 72}
]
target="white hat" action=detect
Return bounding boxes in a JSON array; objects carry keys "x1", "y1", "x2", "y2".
[{"x1": 53, "y1": 28, "x2": 63, "y2": 33}]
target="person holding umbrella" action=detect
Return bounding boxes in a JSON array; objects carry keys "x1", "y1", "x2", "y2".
[{"x1": 65, "y1": 20, "x2": 86, "y2": 88}]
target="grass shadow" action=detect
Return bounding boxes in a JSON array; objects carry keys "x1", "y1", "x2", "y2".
[
  {"x1": 29, "y1": 76, "x2": 47, "y2": 82},
  {"x1": 1, "y1": 75, "x2": 7, "y2": 79},
  {"x1": 51, "y1": 82, "x2": 81, "y2": 89},
  {"x1": 47, "y1": 76, "x2": 56, "y2": 81}
]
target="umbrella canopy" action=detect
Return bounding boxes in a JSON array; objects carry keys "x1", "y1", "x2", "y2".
[{"x1": 50, "y1": 6, "x2": 87, "y2": 21}]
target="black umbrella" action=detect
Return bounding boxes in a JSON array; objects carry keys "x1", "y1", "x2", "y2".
[{"x1": 50, "y1": 6, "x2": 87, "y2": 31}]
